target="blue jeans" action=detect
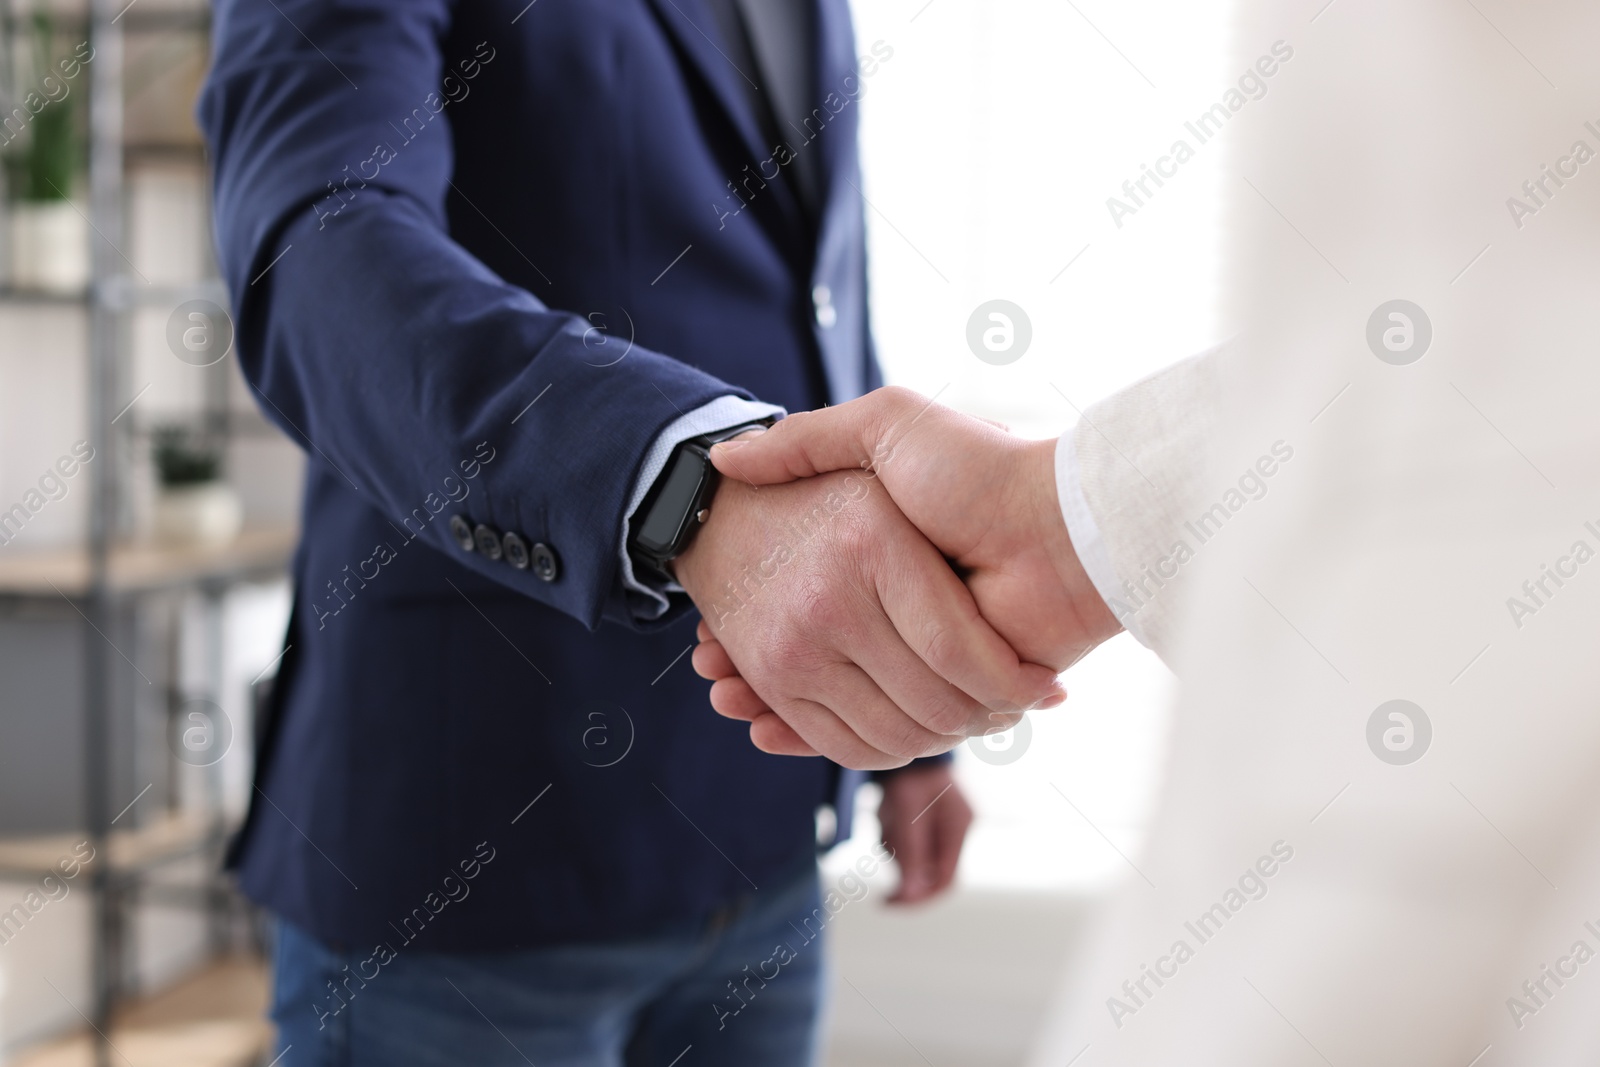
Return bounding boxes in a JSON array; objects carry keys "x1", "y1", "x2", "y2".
[{"x1": 268, "y1": 863, "x2": 825, "y2": 1067}]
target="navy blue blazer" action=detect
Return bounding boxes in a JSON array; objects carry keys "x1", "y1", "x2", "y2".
[{"x1": 201, "y1": 0, "x2": 894, "y2": 950}]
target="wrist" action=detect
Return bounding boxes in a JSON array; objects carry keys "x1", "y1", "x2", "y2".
[
  {"x1": 669, "y1": 474, "x2": 739, "y2": 605},
  {"x1": 1022, "y1": 437, "x2": 1122, "y2": 642},
  {"x1": 645, "y1": 427, "x2": 769, "y2": 592}
]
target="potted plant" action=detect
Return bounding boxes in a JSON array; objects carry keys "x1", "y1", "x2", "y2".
[
  {"x1": 6, "y1": 7, "x2": 89, "y2": 293},
  {"x1": 151, "y1": 426, "x2": 242, "y2": 547}
]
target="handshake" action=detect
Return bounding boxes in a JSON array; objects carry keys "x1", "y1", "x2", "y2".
[{"x1": 674, "y1": 386, "x2": 1125, "y2": 770}]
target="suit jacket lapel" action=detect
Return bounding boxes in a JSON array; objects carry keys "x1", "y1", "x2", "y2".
[
  {"x1": 644, "y1": 0, "x2": 818, "y2": 245},
  {"x1": 810, "y1": 0, "x2": 858, "y2": 224},
  {"x1": 642, "y1": 0, "x2": 776, "y2": 175}
]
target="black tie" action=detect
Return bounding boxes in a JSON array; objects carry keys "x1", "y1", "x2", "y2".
[{"x1": 702, "y1": 0, "x2": 822, "y2": 219}]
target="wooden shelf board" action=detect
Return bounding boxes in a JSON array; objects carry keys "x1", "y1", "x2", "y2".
[
  {"x1": 0, "y1": 526, "x2": 297, "y2": 599},
  {"x1": 0, "y1": 280, "x2": 230, "y2": 309},
  {"x1": 10, "y1": 958, "x2": 271, "y2": 1067},
  {"x1": 0, "y1": 810, "x2": 224, "y2": 878},
  {"x1": 11, "y1": 1020, "x2": 268, "y2": 1067}
]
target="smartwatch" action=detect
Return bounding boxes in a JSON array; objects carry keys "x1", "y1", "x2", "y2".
[{"x1": 628, "y1": 420, "x2": 773, "y2": 580}]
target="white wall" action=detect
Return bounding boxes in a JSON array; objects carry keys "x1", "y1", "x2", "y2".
[
  {"x1": 848, "y1": 0, "x2": 1229, "y2": 894},
  {"x1": 818, "y1": 1, "x2": 1232, "y2": 1061}
]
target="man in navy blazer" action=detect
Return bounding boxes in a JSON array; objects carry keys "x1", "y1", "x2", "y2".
[{"x1": 199, "y1": 0, "x2": 1063, "y2": 1062}]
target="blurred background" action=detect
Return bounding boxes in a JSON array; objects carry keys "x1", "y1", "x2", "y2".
[{"x1": 0, "y1": 0, "x2": 1227, "y2": 1062}]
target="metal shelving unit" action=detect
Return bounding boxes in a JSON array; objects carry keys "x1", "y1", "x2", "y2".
[{"x1": 0, "y1": 2, "x2": 290, "y2": 1064}]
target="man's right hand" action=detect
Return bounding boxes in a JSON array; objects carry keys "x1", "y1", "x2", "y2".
[
  {"x1": 709, "y1": 388, "x2": 1124, "y2": 672},
  {"x1": 672, "y1": 467, "x2": 1066, "y2": 770},
  {"x1": 690, "y1": 389, "x2": 1125, "y2": 757}
]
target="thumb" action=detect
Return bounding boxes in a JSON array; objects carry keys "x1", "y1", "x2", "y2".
[{"x1": 709, "y1": 392, "x2": 898, "y2": 485}]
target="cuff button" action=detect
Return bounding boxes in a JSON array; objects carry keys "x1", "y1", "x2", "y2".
[
  {"x1": 502, "y1": 531, "x2": 531, "y2": 570},
  {"x1": 449, "y1": 515, "x2": 475, "y2": 552},
  {"x1": 530, "y1": 542, "x2": 560, "y2": 582},
  {"x1": 473, "y1": 524, "x2": 504, "y2": 561}
]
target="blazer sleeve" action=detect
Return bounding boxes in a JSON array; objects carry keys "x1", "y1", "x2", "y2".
[
  {"x1": 199, "y1": 0, "x2": 748, "y2": 632},
  {"x1": 1056, "y1": 345, "x2": 1225, "y2": 663}
]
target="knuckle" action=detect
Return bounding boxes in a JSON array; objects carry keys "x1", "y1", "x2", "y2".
[
  {"x1": 883, "y1": 731, "x2": 937, "y2": 763},
  {"x1": 919, "y1": 691, "x2": 980, "y2": 737},
  {"x1": 766, "y1": 628, "x2": 825, "y2": 676},
  {"x1": 917, "y1": 621, "x2": 967, "y2": 684},
  {"x1": 877, "y1": 385, "x2": 919, "y2": 410},
  {"x1": 883, "y1": 719, "x2": 937, "y2": 760},
  {"x1": 777, "y1": 408, "x2": 814, "y2": 437},
  {"x1": 828, "y1": 508, "x2": 876, "y2": 557},
  {"x1": 789, "y1": 574, "x2": 850, "y2": 637},
  {"x1": 882, "y1": 707, "x2": 959, "y2": 758}
]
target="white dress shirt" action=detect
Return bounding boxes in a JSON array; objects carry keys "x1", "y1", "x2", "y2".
[{"x1": 620, "y1": 397, "x2": 784, "y2": 619}]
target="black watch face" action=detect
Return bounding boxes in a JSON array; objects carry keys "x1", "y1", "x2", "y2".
[{"x1": 635, "y1": 446, "x2": 708, "y2": 557}]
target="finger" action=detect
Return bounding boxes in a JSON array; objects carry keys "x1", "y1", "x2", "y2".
[
  {"x1": 692, "y1": 639, "x2": 739, "y2": 681},
  {"x1": 807, "y1": 660, "x2": 960, "y2": 763},
  {"x1": 887, "y1": 810, "x2": 934, "y2": 904},
  {"x1": 709, "y1": 676, "x2": 769, "y2": 721},
  {"x1": 844, "y1": 598, "x2": 993, "y2": 742},
  {"x1": 767, "y1": 692, "x2": 916, "y2": 771},
  {"x1": 696, "y1": 618, "x2": 714, "y2": 642},
  {"x1": 748, "y1": 712, "x2": 820, "y2": 757},
  {"x1": 709, "y1": 391, "x2": 909, "y2": 485},
  {"x1": 873, "y1": 519, "x2": 1066, "y2": 729},
  {"x1": 927, "y1": 796, "x2": 972, "y2": 896}
]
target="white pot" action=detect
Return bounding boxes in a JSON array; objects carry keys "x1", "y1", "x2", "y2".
[
  {"x1": 154, "y1": 482, "x2": 243, "y2": 548},
  {"x1": 9, "y1": 199, "x2": 90, "y2": 294}
]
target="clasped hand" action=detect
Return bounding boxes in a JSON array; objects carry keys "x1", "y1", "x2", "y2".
[{"x1": 672, "y1": 387, "x2": 1122, "y2": 769}]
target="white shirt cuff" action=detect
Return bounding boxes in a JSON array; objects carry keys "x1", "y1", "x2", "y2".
[
  {"x1": 1055, "y1": 430, "x2": 1151, "y2": 648},
  {"x1": 620, "y1": 395, "x2": 787, "y2": 620}
]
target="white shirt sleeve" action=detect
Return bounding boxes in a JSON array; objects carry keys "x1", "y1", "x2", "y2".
[
  {"x1": 621, "y1": 395, "x2": 786, "y2": 620},
  {"x1": 1055, "y1": 429, "x2": 1152, "y2": 648}
]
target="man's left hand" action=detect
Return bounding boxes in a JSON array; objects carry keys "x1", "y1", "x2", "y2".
[{"x1": 877, "y1": 763, "x2": 972, "y2": 905}]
